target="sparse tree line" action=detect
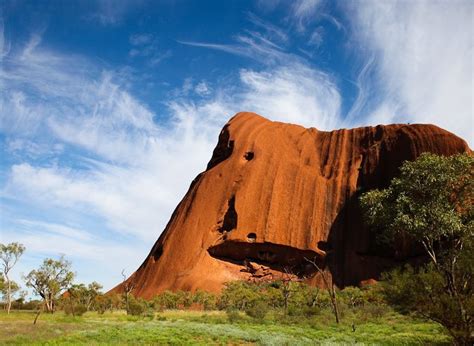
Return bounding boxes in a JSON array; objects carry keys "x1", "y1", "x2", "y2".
[{"x1": 1, "y1": 153, "x2": 472, "y2": 345}]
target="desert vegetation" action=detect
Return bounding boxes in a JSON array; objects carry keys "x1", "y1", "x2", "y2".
[{"x1": 0, "y1": 281, "x2": 452, "y2": 345}]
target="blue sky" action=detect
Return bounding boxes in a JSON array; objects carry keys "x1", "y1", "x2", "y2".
[{"x1": 1, "y1": 0, "x2": 473, "y2": 292}]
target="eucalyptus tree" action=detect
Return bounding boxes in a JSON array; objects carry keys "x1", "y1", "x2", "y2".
[{"x1": 0, "y1": 242, "x2": 25, "y2": 313}]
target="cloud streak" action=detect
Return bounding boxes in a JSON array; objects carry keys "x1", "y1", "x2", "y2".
[{"x1": 347, "y1": 1, "x2": 473, "y2": 144}]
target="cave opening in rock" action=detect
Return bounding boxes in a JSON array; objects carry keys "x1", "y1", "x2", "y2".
[
  {"x1": 218, "y1": 196, "x2": 238, "y2": 233},
  {"x1": 244, "y1": 151, "x2": 254, "y2": 161},
  {"x1": 247, "y1": 233, "x2": 257, "y2": 242},
  {"x1": 208, "y1": 241, "x2": 321, "y2": 276}
]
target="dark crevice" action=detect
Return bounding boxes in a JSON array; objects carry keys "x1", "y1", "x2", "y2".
[
  {"x1": 208, "y1": 241, "x2": 322, "y2": 276},
  {"x1": 152, "y1": 245, "x2": 163, "y2": 261},
  {"x1": 207, "y1": 125, "x2": 234, "y2": 170},
  {"x1": 244, "y1": 152, "x2": 254, "y2": 161},
  {"x1": 317, "y1": 241, "x2": 332, "y2": 252},
  {"x1": 218, "y1": 196, "x2": 238, "y2": 233}
]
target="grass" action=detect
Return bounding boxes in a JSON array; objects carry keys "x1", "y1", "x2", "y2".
[{"x1": 0, "y1": 309, "x2": 451, "y2": 345}]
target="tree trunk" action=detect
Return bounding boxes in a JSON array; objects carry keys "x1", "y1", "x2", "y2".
[
  {"x1": 329, "y1": 283, "x2": 340, "y2": 324},
  {"x1": 6, "y1": 274, "x2": 11, "y2": 314},
  {"x1": 33, "y1": 309, "x2": 41, "y2": 325},
  {"x1": 305, "y1": 257, "x2": 340, "y2": 324}
]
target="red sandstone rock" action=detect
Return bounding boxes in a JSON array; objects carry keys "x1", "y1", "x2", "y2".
[{"x1": 112, "y1": 112, "x2": 470, "y2": 298}]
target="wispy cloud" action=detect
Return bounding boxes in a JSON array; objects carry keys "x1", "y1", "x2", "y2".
[
  {"x1": 194, "y1": 81, "x2": 211, "y2": 96},
  {"x1": 128, "y1": 33, "x2": 171, "y2": 66},
  {"x1": 290, "y1": 0, "x2": 323, "y2": 32},
  {"x1": 308, "y1": 27, "x2": 324, "y2": 47},
  {"x1": 129, "y1": 33, "x2": 153, "y2": 46},
  {"x1": 247, "y1": 12, "x2": 288, "y2": 43},
  {"x1": 179, "y1": 27, "x2": 295, "y2": 66},
  {"x1": 238, "y1": 65, "x2": 340, "y2": 129},
  {"x1": 346, "y1": 1, "x2": 473, "y2": 144},
  {"x1": 0, "y1": 18, "x2": 11, "y2": 60},
  {"x1": 87, "y1": 0, "x2": 141, "y2": 26}
]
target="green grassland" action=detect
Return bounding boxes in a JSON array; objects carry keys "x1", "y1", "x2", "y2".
[{"x1": 0, "y1": 309, "x2": 450, "y2": 345}]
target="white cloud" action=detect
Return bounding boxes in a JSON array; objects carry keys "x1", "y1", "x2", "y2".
[
  {"x1": 179, "y1": 30, "x2": 294, "y2": 66},
  {"x1": 247, "y1": 12, "x2": 288, "y2": 43},
  {"x1": 1, "y1": 224, "x2": 143, "y2": 290},
  {"x1": 291, "y1": 0, "x2": 322, "y2": 32},
  {"x1": 0, "y1": 18, "x2": 11, "y2": 60},
  {"x1": 129, "y1": 33, "x2": 153, "y2": 46},
  {"x1": 308, "y1": 27, "x2": 324, "y2": 47},
  {"x1": 194, "y1": 81, "x2": 211, "y2": 96},
  {"x1": 16, "y1": 219, "x2": 93, "y2": 241},
  {"x1": 238, "y1": 65, "x2": 340, "y2": 130},
  {"x1": 347, "y1": 1, "x2": 473, "y2": 145},
  {"x1": 87, "y1": 0, "x2": 139, "y2": 26},
  {"x1": 127, "y1": 34, "x2": 171, "y2": 66}
]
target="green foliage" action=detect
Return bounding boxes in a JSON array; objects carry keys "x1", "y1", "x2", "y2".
[
  {"x1": 64, "y1": 303, "x2": 87, "y2": 317},
  {"x1": 192, "y1": 290, "x2": 217, "y2": 310},
  {"x1": 95, "y1": 293, "x2": 123, "y2": 314},
  {"x1": 127, "y1": 296, "x2": 150, "y2": 316},
  {"x1": 175, "y1": 290, "x2": 193, "y2": 308},
  {"x1": 60, "y1": 281, "x2": 104, "y2": 316},
  {"x1": 339, "y1": 286, "x2": 370, "y2": 308},
  {"x1": 0, "y1": 243, "x2": 26, "y2": 274},
  {"x1": 0, "y1": 242, "x2": 25, "y2": 313},
  {"x1": 152, "y1": 290, "x2": 179, "y2": 310},
  {"x1": 360, "y1": 153, "x2": 474, "y2": 345},
  {"x1": 360, "y1": 153, "x2": 473, "y2": 258},
  {"x1": 382, "y1": 264, "x2": 473, "y2": 344},
  {"x1": 65, "y1": 281, "x2": 103, "y2": 311},
  {"x1": 0, "y1": 277, "x2": 20, "y2": 303},
  {"x1": 244, "y1": 299, "x2": 269, "y2": 319},
  {"x1": 225, "y1": 309, "x2": 241, "y2": 323},
  {"x1": 219, "y1": 281, "x2": 263, "y2": 310},
  {"x1": 0, "y1": 308, "x2": 451, "y2": 345},
  {"x1": 24, "y1": 255, "x2": 75, "y2": 313}
]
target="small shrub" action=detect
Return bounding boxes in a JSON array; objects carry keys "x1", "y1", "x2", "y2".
[
  {"x1": 358, "y1": 303, "x2": 391, "y2": 319},
  {"x1": 226, "y1": 309, "x2": 241, "y2": 323},
  {"x1": 64, "y1": 303, "x2": 87, "y2": 316},
  {"x1": 152, "y1": 291, "x2": 179, "y2": 310},
  {"x1": 127, "y1": 296, "x2": 148, "y2": 316},
  {"x1": 245, "y1": 300, "x2": 269, "y2": 319}
]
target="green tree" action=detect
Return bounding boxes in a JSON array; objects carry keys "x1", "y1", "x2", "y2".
[
  {"x1": 0, "y1": 276, "x2": 21, "y2": 310},
  {"x1": 0, "y1": 242, "x2": 25, "y2": 314},
  {"x1": 66, "y1": 281, "x2": 103, "y2": 311},
  {"x1": 62, "y1": 281, "x2": 103, "y2": 315},
  {"x1": 24, "y1": 255, "x2": 75, "y2": 313},
  {"x1": 360, "y1": 152, "x2": 473, "y2": 345}
]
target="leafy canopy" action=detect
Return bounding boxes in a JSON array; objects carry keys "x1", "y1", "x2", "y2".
[
  {"x1": 24, "y1": 255, "x2": 75, "y2": 311},
  {"x1": 360, "y1": 152, "x2": 473, "y2": 263}
]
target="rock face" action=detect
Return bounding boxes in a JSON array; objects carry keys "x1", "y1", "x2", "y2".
[{"x1": 113, "y1": 112, "x2": 470, "y2": 299}]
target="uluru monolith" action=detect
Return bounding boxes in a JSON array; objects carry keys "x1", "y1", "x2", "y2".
[{"x1": 113, "y1": 112, "x2": 470, "y2": 298}]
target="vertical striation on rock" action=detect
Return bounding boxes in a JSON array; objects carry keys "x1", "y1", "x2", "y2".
[{"x1": 112, "y1": 112, "x2": 471, "y2": 298}]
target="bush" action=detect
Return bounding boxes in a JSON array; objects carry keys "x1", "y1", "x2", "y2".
[
  {"x1": 127, "y1": 296, "x2": 148, "y2": 316},
  {"x1": 226, "y1": 309, "x2": 241, "y2": 323},
  {"x1": 244, "y1": 300, "x2": 269, "y2": 319},
  {"x1": 152, "y1": 291, "x2": 179, "y2": 310},
  {"x1": 64, "y1": 303, "x2": 87, "y2": 316},
  {"x1": 219, "y1": 281, "x2": 262, "y2": 310},
  {"x1": 193, "y1": 290, "x2": 218, "y2": 310},
  {"x1": 339, "y1": 286, "x2": 365, "y2": 308},
  {"x1": 358, "y1": 303, "x2": 391, "y2": 319}
]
